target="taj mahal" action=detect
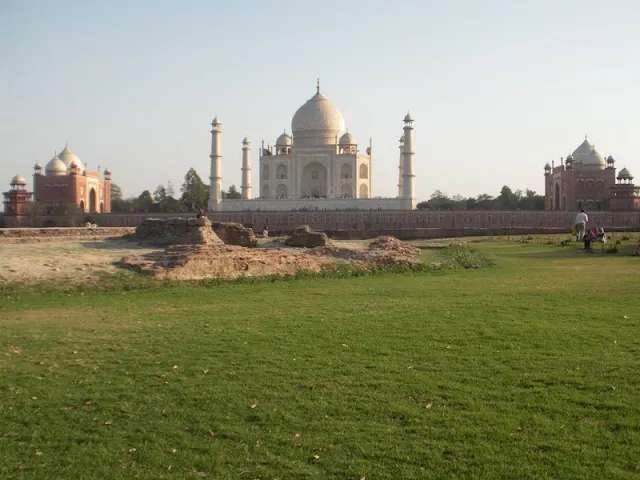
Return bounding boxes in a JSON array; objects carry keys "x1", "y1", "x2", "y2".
[{"x1": 208, "y1": 81, "x2": 416, "y2": 212}]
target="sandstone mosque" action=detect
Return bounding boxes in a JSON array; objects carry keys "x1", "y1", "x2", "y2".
[
  {"x1": 3, "y1": 144, "x2": 112, "y2": 216},
  {"x1": 207, "y1": 80, "x2": 417, "y2": 212},
  {"x1": 544, "y1": 137, "x2": 640, "y2": 211}
]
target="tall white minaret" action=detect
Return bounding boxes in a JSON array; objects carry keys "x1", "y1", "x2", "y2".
[
  {"x1": 398, "y1": 135, "x2": 404, "y2": 198},
  {"x1": 241, "y1": 136, "x2": 251, "y2": 200},
  {"x1": 402, "y1": 112, "x2": 415, "y2": 207},
  {"x1": 209, "y1": 117, "x2": 223, "y2": 211}
]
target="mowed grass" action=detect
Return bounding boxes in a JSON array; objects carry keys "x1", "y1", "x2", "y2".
[{"x1": 1, "y1": 240, "x2": 639, "y2": 479}]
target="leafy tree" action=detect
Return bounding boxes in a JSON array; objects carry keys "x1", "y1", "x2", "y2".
[
  {"x1": 222, "y1": 184, "x2": 242, "y2": 199},
  {"x1": 110, "y1": 184, "x2": 136, "y2": 213},
  {"x1": 417, "y1": 187, "x2": 544, "y2": 211},
  {"x1": 153, "y1": 185, "x2": 167, "y2": 202},
  {"x1": 136, "y1": 190, "x2": 154, "y2": 212},
  {"x1": 111, "y1": 183, "x2": 123, "y2": 201},
  {"x1": 180, "y1": 168, "x2": 209, "y2": 212}
]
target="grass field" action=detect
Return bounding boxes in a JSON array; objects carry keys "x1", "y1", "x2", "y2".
[{"x1": 1, "y1": 239, "x2": 639, "y2": 479}]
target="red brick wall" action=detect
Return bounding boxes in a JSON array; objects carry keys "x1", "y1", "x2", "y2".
[{"x1": 4, "y1": 209, "x2": 634, "y2": 234}]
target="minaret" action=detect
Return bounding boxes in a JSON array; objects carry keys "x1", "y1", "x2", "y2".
[
  {"x1": 402, "y1": 112, "x2": 415, "y2": 207},
  {"x1": 241, "y1": 136, "x2": 251, "y2": 200},
  {"x1": 398, "y1": 135, "x2": 404, "y2": 198},
  {"x1": 209, "y1": 117, "x2": 222, "y2": 211}
]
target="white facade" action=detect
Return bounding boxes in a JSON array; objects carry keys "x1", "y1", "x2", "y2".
[{"x1": 208, "y1": 82, "x2": 416, "y2": 212}]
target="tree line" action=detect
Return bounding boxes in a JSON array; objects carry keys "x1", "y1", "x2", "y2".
[
  {"x1": 110, "y1": 168, "x2": 241, "y2": 213},
  {"x1": 111, "y1": 170, "x2": 544, "y2": 213},
  {"x1": 416, "y1": 186, "x2": 545, "y2": 211}
]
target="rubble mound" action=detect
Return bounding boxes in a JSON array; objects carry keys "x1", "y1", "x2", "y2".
[
  {"x1": 368, "y1": 236, "x2": 421, "y2": 257},
  {"x1": 134, "y1": 217, "x2": 223, "y2": 247},
  {"x1": 285, "y1": 225, "x2": 332, "y2": 248},
  {"x1": 211, "y1": 222, "x2": 257, "y2": 247},
  {"x1": 119, "y1": 244, "x2": 331, "y2": 281}
]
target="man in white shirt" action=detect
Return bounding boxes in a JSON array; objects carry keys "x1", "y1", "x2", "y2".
[{"x1": 574, "y1": 209, "x2": 588, "y2": 241}]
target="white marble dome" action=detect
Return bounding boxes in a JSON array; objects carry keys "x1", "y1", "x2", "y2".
[
  {"x1": 571, "y1": 139, "x2": 605, "y2": 170},
  {"x1": 45, "y1": 155, "x2": 67, "y2": 176},
  {"x1": 276, "y1": 131, "x2": 292, "y2": 146},
  {"x1": 339, "y1": 131, "x2": 357, "y2": 145},
  {"x1": 58, "y1": 144, "x2": 84, "y2": 174},
  {"x1": 291, "y1": 88, "x2": 345, "y2": 137}
]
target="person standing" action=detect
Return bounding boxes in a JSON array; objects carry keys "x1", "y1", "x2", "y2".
[{"x1": 574, "y1": 209, "x2": 588, "y2": 241}]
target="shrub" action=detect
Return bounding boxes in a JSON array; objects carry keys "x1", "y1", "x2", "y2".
[{"x1": 440, "y1": 244, "x2": 494, "y2": 269}]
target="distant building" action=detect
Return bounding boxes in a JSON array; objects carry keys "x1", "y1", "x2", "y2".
[
  {"x1": 3, "y1": 144, "x2": 112, "y2": 217},
  {"x1": 2, "y1": 175, "x2": 32, "y2": 216},
  {"x1": 544, "y1": 137, "x2": 639, "y2": 211},
  {"x1": 208, "y1": 80, "x2": 416, "y2": 212}
]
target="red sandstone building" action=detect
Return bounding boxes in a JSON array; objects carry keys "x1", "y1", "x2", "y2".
[
  {"x1": 3, "y1": 144, "x2": 112, "y2": 218},
  {"x1": 544, "y1": 137, "x2": 640, "y2": 211}
]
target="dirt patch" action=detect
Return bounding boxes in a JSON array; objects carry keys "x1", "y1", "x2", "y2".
[
  {"x1": 0, "y1": 227, "x2": 134, "y2": 243},
  {"x1": 118, "y1": 244, "x2": 334, "y2": 280},
  {"x1": 0, "y1": 239, "x2": 161, "y2": 284},
  {"x1": 368, "y1": 236, "x2": 422, "y2": 257},
  {"x1": 0, "y1": 234, "x2": 424, "y2": 285}
]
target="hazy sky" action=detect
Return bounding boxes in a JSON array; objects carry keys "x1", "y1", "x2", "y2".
[{"x1": 1, "y1": 0, "x2": 639, "y2": 201}]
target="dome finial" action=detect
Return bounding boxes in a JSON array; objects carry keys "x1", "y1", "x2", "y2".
[{"x1": 316, "y1": 78, "x2": 320, "y2": 94}]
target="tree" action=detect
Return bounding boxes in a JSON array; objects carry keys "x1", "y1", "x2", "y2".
[
  {"x1": 497, "y1": 185, "x2": 519, "y2": 210},
  {"x1": 111, "y1": 183, "x2": 123, "y2": 201},
  {"x1": 223, "y1": 184, "x2": 242, "y2": 199},
  {"x1": 110, "y1": 184, "x2": 136, "y2": 213},
  {"x1": 153, "y1": 185, "x2": 167, "y2": 202},
  {"x1": 180, "y1": 168, "x2": 209, "y2": 212},
  {"x1": 136, "y1": 190, "x2": 154, "y2": 212}
]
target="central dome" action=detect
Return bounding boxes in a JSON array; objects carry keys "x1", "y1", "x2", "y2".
[
  {"x1": 291, "y1": 85, "x2": 345, "y2": 142},
  {"x1": 571, "y1": 138, "x2": 605, "y2": 170}
]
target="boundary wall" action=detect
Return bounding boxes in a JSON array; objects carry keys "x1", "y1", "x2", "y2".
[{"x1": 3, "y1": 210, "x2": 639, "y2": 238}]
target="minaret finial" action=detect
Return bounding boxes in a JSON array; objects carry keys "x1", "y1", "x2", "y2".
[{"x1": 316, "y1": 78, "x2": 320, "y2": 94}]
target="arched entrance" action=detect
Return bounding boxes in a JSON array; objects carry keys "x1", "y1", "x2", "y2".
[
  {"x1": 79, "y1": 200, "x2": 85, "y2": 212},
  {"x1": 100, "y1": 202, "x2": 104, "y2": 214},
  {"x1": 554, "y1": 183, "x2": 560, "y2": 210},
  {"x1": 301, "y1": 162, "x2": 328, "y2": 198},
  {"x1": 276, "y1": 184, "x2": 288, "y2": 198},
  {"x1": 89, "y1": 188, "x2": 97, "y2": 214}
]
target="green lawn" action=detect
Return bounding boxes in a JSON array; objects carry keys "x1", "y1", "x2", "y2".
[{"x1": 1, "y1": 240, "x2": 639, "y2": 479}]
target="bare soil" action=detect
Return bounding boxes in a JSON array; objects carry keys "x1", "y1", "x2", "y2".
[
  {"x1": 0, "y1": 235, "x2": 423, "y2": 284},
  {"x1": 0, "y1": 239, "x2": 160, "y2": 284}
]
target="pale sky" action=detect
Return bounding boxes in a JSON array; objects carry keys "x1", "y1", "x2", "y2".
[{"x1": 1, "y1": 0, "x2": 639, "y2": 201}]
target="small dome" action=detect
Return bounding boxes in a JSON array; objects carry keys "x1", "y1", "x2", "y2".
[
  {"x1": 403, "y1": 112, "x2": 413, "y2": 123},
  {"x1": 607, "y1": 155, "x2": 615, "y2": 163},
  {"x1": 33, "y1": 162, "x2": 42, "y2": 170},
  {"x1": 566, "y1": 154, "x2": 574, "y2": 162},
  {"x1": 339, "y1": 131, "x2": 357, "y2": 145},
  {"x1": 104, "y1": 168, "x2": 112, "y2": 175},
  {"x1": 11, "y1": 174, "x2": 26, "y2": 186},
  {"x1": 544, "y1": 162, "x2": 551, "y2": 170},
  {"x1": 276, "y1": 131, "x2": 292, "y2": 146},
  {"x1": 45, "y1": 155, "x2": 67, "y2": 176},
  {"x1": 617, "y1": 167, "x2": 633, "y2": 179},
  {"x1": 242, "y1": 136, "x2": 250, "y2": 145}
]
